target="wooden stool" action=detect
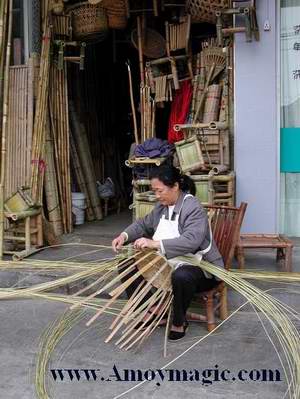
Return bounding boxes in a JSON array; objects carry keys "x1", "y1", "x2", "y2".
[
  {"x1": 4, "y1": 209, "x2": 43, "y2": 260},
  {"x1": 236, "y1": 234, "x2": 294, "y2": 272}
]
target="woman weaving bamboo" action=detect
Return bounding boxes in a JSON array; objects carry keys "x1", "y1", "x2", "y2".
[{"x1": 112, "y1": 165, "x2": 223, "y2": 341}]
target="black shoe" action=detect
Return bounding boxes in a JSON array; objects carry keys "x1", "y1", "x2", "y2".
[
  {"x1": 168, "y1": 322, "x2": 189, "y2": 341},
  {"x1": 134, "y1": 314, "x2": 167, "y2": 330}
]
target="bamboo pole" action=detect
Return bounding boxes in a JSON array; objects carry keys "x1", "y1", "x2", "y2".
[
  {"x1": 137, "y1": 16, "x2": 144, "y2": 86},
  {"x1": 0, "y1": 0, "x2": 13, "y2": 259},
  {"x1": 126, "y1": 61, "x2": 139, "y2": 144}
]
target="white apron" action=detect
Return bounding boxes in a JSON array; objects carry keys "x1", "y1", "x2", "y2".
[{"x1": 152, "y1": 194, "x2": 212, "y2": 270}]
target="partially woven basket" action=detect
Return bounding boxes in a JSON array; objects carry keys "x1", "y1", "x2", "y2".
[
  {"x1": 186, "y1": 0, "x2": 230, "y2": 24},
  {"x1": 68, "y1": 2, "x2": 108, "y2": 41}
]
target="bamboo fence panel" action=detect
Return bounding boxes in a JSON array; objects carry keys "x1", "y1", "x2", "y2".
[
  {"x1": 69, "y1": 102, "x2": 103, "y2": 220},
  {"x1": 5, "y1": 66, "x2": 31, "y2": 198},
  {"x1": 30, "y1": 11, "x2": 52, "y2": 204},
  {"x1": 44, "y1": 114, "x2": 63, "y2": 237},
  {"x1": 49, "y1": 64, "x2": 72, "y2": 233}
]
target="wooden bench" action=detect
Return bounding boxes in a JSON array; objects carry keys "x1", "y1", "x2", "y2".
[{"x1": 236, "y1": 234, "x2": 293, "y2": 272}]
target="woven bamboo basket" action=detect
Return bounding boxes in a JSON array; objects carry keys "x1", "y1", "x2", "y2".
[
  {"x1": 68, "y1": 2, "x2": 108, "y2": 41},
  {"x1": 103, "y1": 0, "x2": 127, "y2": 29},
  {"x1": 186, "y1": 0, "x2": 230, "y2": 24}
]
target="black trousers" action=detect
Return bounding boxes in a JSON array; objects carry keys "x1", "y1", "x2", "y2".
[
  {"x1": 118, "y1": 262, "x2": 219, "y2": 327},
  {"x1": 171, "y1": 265, "x2": 220, "y2": 326}
]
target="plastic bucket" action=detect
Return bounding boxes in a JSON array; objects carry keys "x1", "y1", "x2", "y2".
[{"x1": 72, "y1": 192, "x2": 86, "y2": 225}]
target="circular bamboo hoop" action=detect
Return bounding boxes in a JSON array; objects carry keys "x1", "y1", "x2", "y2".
[
  {"x1": 131, "y1": 28, "x2": 166, "y2": 59},
  {"x1": 68, "y1": 2, "x2": 108, "y2": 41},
  {"x1": 186, "y1": 0, "x2": 229, "y2": 24}
]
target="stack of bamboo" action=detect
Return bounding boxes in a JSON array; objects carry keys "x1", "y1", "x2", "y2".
[
  {"x1": 140, "y1": 84, "x2": 156, "y2": 142},
  {"x1": 48, "y1": 64, "x2": 72, "y2": 233},
  {"x1": 69, "y1": 102, "x2": 103, "y2": 221},
  {"x1": 30, "y1": 12, "x2": 52, "y2": 204}
]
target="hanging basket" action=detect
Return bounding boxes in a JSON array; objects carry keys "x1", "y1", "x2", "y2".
[
  {"x1": 131, "y1": 28, "x2": 166, "y2": 59},
  {"x1": 68, "y1": 2, "x2": 108, "y2": 41},
  {"x1": 102, "y1": 0, "x2": 128, "y2": 29},
  {"x1": 186, "y1": 0, "x2": 230, "y2": 24}
]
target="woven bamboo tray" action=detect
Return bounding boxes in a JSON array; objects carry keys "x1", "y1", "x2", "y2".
[{"x1": 131, "y1": 28, "x2": 166, "y2": 59}]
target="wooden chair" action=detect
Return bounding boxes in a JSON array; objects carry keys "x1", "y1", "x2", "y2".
[{"x1": 187, "y1": 202, "x2": 247, "y2": 331}]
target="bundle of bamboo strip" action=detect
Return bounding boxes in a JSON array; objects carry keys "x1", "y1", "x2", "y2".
[
  {"x1": 202, "y1": 84, "x2": 222, "y2": 123},
  {"x1": 30, "y1": 9, "x2": 52, "y2": 204},
  {"x1": 70, "y1": 250, "x2": 173, "y2": 351},
  {"x1": 49, "y1": 64, "x2": 72, "y2": 233},
  {"x1": 69, "y1": 102, "x2": 103, "y2": 220}
]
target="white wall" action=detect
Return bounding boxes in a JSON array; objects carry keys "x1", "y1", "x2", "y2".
[{"x1": 234, "y1": 1, "x2": 279, "y2": 233}]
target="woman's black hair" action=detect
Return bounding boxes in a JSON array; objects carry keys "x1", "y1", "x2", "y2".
[{"x1": 149, "y1": 165, "x2": 196, "y2": 196}]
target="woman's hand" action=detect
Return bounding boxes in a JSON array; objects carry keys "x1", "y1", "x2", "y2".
[
  {"x1": 112, "y1": 233, "x2": 126, "y2": 252},
  {"x1": 133, "y1": 238, "x2": 160, "y2": 250}
]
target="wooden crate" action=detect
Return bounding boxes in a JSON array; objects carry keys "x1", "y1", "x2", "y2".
[
  {"x1": 175, "y1": 136, "x2": 205, "y2": 173},
  {"x1": 133, "y1": 191, "x2": 157, "y2": 220},
  {"x1": 191, "y1": 171, "x2": 235, "y2": 206}
]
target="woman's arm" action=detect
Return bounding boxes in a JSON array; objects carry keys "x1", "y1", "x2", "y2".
[{"x1": 123, "y1": 205, "x2": 160, "y2": 242}]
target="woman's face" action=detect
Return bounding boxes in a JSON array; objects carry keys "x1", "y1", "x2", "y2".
[{"x1": 151, "y1": 178, "x2": 180, "y2": 206}]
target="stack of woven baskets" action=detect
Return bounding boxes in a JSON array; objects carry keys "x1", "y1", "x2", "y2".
[
  {"x1": 102, "y1": 0, "x2": 128, "y2": 30},
  {"x1": 186, "y1": 0, "x2": 229, "y2": 24}
]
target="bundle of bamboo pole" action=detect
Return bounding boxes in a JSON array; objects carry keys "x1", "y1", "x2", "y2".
[
  {"x1": 141, "y1": 84, "x2": 156, "y2": 142},
  {"x1": 49, "y1": 64, "x2": 72, "y2": 233},
  {"x1": 44, "y1": 114, "x2": 63, "y2": 236},
  {"x1": 0, "y1": 0, "x2": 13, "y2": 259},
  {"x1": 69, "y1": 102, "x2": 103, "y2": 221},
  {"x1": 0, "y1": 0, "x2": 8, "y2": 131},
  {"x1": 70, "y1": 133, "x2": 95, "y2": 222},
  {"x1": 30, "y1": 10, "x2": 52, "y2": 204}
]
